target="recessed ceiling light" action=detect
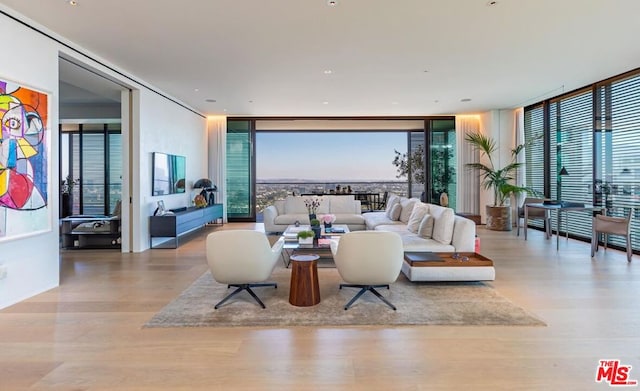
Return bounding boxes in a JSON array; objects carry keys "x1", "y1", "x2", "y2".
[
  {"x1": 205, "y1": 99, "x2": 217, "y2": 103},
  {"x1": 391, "y1": 101, "x2": 399, "y2": 105},
  {"x1": 68, "y1": 0, "x2": 78, "y2": 5},
  {"x1": 423, "y1": 70, "x2": 429, "y2": 73},
  {"x1": 486, "y1": 1, "x2": 498, "y2": 6},
  {"x1": 194, "y1": 88, "x2": 199, "y2": 92},
  {"x1": 461, "y1": 98, "x2": 472, "y2": 102},
  {"x1": 327, "y1": 0, "x2": 338, "y2": 6},
  {"x1": 323, "y1": 70, "x2": 333, "y2": 74},
  {"x1": 434, "y1": 100, "x2": 439, "y2": 103},
  {"x1": 248, "y1": 100, "x2": 253, "y2": 103},
  {"x1": 322, "y1": 101, "x2": 329, "y2": 105}
]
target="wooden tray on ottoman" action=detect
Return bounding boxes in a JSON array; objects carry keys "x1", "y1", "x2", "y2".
[{"x1": 402, "y1": 252, "x2": 495, "y2": 282}]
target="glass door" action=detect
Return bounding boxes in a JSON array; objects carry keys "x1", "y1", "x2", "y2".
[
  {"x1": 226, "y1": 120, "x2": 255, "y2": 220},
  {"x1": 426, "y1": 119, "x2": 456, "y2": 209}
]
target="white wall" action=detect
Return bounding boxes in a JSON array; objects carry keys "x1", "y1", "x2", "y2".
[
  {"x1": 478, "y1": 109, "x2": 518, "y2": 222},
  {"x1": 131, "y1": 89, "x2": 208, "y2": 252},
  {"x1": 0, "y1": 14, "x2": 61, "y2": 309},
  {"x1": 0, "y1": 9, "x2": 208, "y2": 308}
]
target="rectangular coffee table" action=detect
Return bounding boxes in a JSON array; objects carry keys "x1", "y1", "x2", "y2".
[
  {"x1": 281, "y1": 224, "x2": 350, "y2": 267},
  {"x1": 401, "y1": 252, "x2": 496, "y2": 282}
]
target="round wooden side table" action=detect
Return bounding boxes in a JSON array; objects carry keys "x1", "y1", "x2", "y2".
[{"x1": 288, "y1": 254, "x2": 321, "y2": 307}]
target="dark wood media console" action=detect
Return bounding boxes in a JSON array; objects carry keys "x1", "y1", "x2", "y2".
[{"x1": 149, "y1": 204, "x2": 223, "y2": 248}]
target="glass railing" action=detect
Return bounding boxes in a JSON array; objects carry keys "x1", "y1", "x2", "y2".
[{"x1": 256, "y1": 180, "x2": 410, "y2": 214}]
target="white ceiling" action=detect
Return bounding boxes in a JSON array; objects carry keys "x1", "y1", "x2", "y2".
[{"x1": 3, "y1": 0, "x2": 640, "y2": 117}]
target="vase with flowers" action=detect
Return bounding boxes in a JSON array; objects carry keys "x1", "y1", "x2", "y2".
[
  {"x1": 304, "y1": 196, "x2": 322, "y2": 221},
  {"x1": 319, "y1": 214, "x2": 336, "y2": 231}
]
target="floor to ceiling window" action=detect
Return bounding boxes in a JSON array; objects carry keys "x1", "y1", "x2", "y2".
[
  {"x1": 59, "y1": 123, "x2": 122, "y2": 216},
  {"x1": 427, "y1": 119, "x2": 457, "y2": 210},
  {"x1": 524, "y1": 69, "x2": 640, "y2": 252},
  {"x1": 228, "y1": 117, "x2": 457, "y2": 222},
  {"x1": 226, "y1": 120, "x2": 255, "y2": 220}
]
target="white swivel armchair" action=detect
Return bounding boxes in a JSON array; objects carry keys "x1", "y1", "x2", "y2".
[
  {"x1": 206, "y1": 230, "x2": 285, "y2": 309},
  {"x1": 330, "y1": 231, "x2": 404, "y2": 310},
  {"x1": 591, "y1": 212, "x2": 633, "y2": 262}
]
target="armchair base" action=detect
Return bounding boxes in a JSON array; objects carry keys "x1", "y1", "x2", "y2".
[
  {"x1": 339, "y1": 284, "x2": 394, "y2": 310},
  {"x1": 215, "y1": 283, "x2": 277, "y2": 309}
]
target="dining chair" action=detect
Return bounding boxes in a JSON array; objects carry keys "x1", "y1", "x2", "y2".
[
  {"x1": 591, "y1": 212, "x2": 633, "y2": 262},
  {"x1": 517, "y1": 197, "x2": 551, "y2": 238}
]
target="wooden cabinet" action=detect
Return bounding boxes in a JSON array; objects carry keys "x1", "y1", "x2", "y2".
[
  {"x1": 60, "y1": 216, "x2": 121, "y2": 249},
  {"x1": 149, "y1": 204, "x2": 223, "y2": 248}
]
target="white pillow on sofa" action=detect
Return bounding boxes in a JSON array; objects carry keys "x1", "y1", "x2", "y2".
[
  {"x1": 284, "y1": 196, "x2": 308, "y2": 214},
  {"x1": 385, "y1": 194, "x2": 400, "y2": 217},
  {"x1": 407, "y1": 203, "x2": 429, "y2": 233},
  {"x1": 389, "y1": 203, "x2": 402, "y2": 221},
  {"x1": 430, "y1": 205, "x2": 455, "y2": 244},
  {"x1": 418, "y1": 214, "x2": 435, "y2": 238},
  {"x1": 330, "y1": 195, "x2": 355, "y2": 214},
  {"x1": 399, "y1": 197, "x2": 420, "y2": 223}
]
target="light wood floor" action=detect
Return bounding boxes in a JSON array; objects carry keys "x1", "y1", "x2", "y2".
[{"x1": 1, "y1": 223, "x2": 639, "y2": 390}]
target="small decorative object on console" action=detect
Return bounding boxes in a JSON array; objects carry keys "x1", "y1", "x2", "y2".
[{"x1": 194, "y1": 194, "x2": 207, "y2": 208}]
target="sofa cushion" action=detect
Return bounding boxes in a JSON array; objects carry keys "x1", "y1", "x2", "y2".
[
  {"x1": 332, "y1": 214, "x2": 366, "y2": 225},
  {"x1": 399, "y1": 197, "x2": 420, "y2": 223},
  {"x1": 362, "y1": 211, "x2": 403, "y2": 230},
  {"x1": 330, "y1": 195, "x2": 356, "y2": 214},
  {"x1": 401, "y1": 235, "x2": 455, "y2": 252},
  {"x1": 407, "y1": 203, "x2": 428, "y2": 233},
  {"x1": 284, "y1": 196, "x2": 308, "y2": 214},
  {"x1": 274, "y1": 214, "x2": 311, "y2": 225},
  {"x1": 385, "y1": 194, "x2": 400, "y2": 216},
  {"x1": 430, "y1": 205, "x2": 455, "y2": 244},
  {"x1": 418, "y1": 214, "x2": 435, "y2": 238},
  {"x1": 389, "y1": 203, "x2": 402, "y2": 221},
  {"x1": 273, "y1": 199, "x2": 285, "y2": 215},
  {"x1": 316, "y1": 198, "x2": 330, "y2": 214},
  {"x1": 374, "y1": 224, "x2": 408, "y2": 232}
]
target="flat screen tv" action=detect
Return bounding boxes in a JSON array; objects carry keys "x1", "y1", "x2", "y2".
[{"x1": 152, "y1": 152, "x2": 186, "y2": 196}]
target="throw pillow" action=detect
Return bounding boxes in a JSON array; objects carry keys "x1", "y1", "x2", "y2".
[
  {"x1": 385, "y1": 194, "x2": 400, "y2": 217},
  {"x1": 284, "y1": 196, "x2": 308, "y2": 214},
  {"x1": 389, "y1": 203, "x2": 402, "y2": 221},
  {"x1": 431, "y1": 206, "x2": 455, "y2": 244},
  {"x1": 399, "y1": 197, "x2": 419, "y2": 224},
  {"x1": 330, "y1": 195, "x2": 355, "y2": 214},
  {"x1": 407, "y1": 203, "x2": 429, "y2": 233},
  {"x1": 418, "y1": 214, "x2": 435, "y2": 238}
]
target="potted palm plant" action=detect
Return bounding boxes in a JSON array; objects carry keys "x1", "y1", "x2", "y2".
[{"x1": 465, "y1": 131, "x2": 539, "y2": 231}]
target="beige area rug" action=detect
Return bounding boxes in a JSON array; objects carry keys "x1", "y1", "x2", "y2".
[{"x1": 144, "y1": 266, "x2": 546, "y2": 328}]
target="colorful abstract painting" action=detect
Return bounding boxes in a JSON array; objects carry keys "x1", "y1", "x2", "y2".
[{"x1": 0, "y1": 79, "x2": 49, "y2": 239}]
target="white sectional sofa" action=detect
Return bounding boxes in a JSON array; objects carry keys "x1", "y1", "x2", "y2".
[
  {"x1": 362, "y1": 195, "x2": 494, "y2": 282},
  {"x1": 263, "y1": 195, "x2": 366, "y2": 233},
  {"x1": 264, "y1": 194, "x2": 492, "y2": 281},
  {"x1": 361, "y1": 196, "x2": 476, "y2": 253}
]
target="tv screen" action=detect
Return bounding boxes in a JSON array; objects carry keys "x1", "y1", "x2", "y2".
[{"x1": 152, "y1": 152, "x2": 186, "y2": 196}]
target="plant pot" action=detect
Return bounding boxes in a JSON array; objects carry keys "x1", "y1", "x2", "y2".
[
  {"x1": 298, "y1": 237, "x2": 313, "y2": 245},
  {"x1": 485, "y1": 205, "x2": 512, "y2": 231},
  {"x1": 61, "y1": 193, "x2": 73, "y2": 217}
]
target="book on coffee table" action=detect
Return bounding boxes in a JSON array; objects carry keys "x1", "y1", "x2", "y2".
[{"x1": 404, "y1": 252, "x2": 445, "y2": 262}]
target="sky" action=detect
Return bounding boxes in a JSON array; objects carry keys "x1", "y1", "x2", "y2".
[{"x1": 256, "y1": 132, "x2": 407, "y2": 181}]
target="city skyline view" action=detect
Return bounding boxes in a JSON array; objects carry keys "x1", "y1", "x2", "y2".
[{"x1": 256, "y1": 132, "x2": 407, "y2": 181}]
